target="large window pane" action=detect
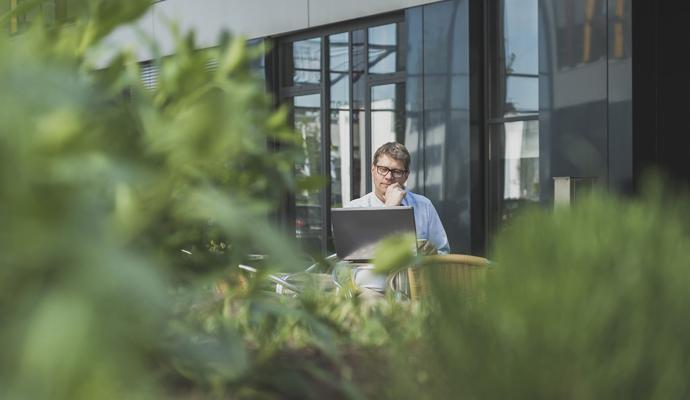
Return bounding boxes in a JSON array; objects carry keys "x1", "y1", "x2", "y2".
[
  {"x1": 352, "y1": 29, "x2": 367, "y2": 199},
  {"x1": 490, "y1": 0, "x2": 539, "y2": 118},
  {"x1": 503, "y1": 0, "x2": 538, "y2": 117},
  {"x1": 504, "y1": 0, "x2": 538, "y2": 75},
  {"x1": 282, "y1": 37, "x2": 321, "y2": 87},
  {"x1": 371, "y1": 83, "x2": 406, "y2": 153},
  {"x1": 368, "y1": 23, "x2": 404, "y2": 75},
  {"x1": 278, "y1": 19, "x2": 408, "y2": 254},
  {"x1": 329, "y1": 33, "x2": 350, "y2": 207},
  {"x1": 292, "y1": 94, "x2": 323, "y2": 252},
  {"x1": 490, "y1": 120, "x2": 540, "y2": 227},
  {"x1": 505, "y1": 76, "x2": 539, "y2": 115}
]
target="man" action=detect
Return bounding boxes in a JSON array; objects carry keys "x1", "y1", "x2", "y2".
[{"x1": 346, "y1": 142, "x2": 450, "y2": 254}]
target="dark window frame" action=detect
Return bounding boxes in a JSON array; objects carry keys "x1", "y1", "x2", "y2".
[{"x1": 275, "y1": 12, "x2": 406, "y2": 255}]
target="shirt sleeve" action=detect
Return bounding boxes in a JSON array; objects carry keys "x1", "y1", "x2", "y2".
[{"x1": 427, "y1": 203, "x2": 450, "y2": 254}]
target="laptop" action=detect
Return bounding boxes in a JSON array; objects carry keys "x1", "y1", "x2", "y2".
[{"x1": 331, "y1": 206, "x2": 417, "y2": 262}]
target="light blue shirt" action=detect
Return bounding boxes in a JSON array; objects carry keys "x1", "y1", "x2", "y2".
[{"x1": 345, "y1": 192, "x2": 450, "y2": 254}]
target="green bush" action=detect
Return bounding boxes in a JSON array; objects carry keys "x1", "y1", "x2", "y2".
[
  {"x1": 395, "y1": 184, "x2": 690, "y2": 399},
  {"x1": 3, "y1": 2, "x2": 690, "y2": 400},
  {"x1": 0, "y1": 1, "x2": 317, "y2": 398}
]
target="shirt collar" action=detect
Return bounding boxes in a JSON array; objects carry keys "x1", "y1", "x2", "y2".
[{"x1": 369, "y1": 191, "x2": 411, "y2": 206}]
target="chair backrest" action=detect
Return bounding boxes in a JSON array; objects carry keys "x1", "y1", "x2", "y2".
[{"x1": 389, "y1": 254, "x2": 491, "y2": 301}]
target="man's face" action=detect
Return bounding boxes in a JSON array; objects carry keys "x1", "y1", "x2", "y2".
[{"x1": 371, "y1": 154, "x2": 408, "y2": 200}]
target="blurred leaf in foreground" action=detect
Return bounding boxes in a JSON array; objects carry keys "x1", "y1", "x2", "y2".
[{"x1": 0, "y1": 1, "x2": 306, "y2": 398}]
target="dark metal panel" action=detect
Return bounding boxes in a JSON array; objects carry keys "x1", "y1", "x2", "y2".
[
  {"x1": 632, "y1": 0, "x2": 690, "y2": 188},
  {"x1": 654, "y1": 0, "x2": 690, "y2": 185},
  {"x1": 422, "y1": 0, "x2": 471, "y2": 254},
  {"x1": 469, "y1": 0, "x2": 486, "y2": 254},
  {"x1": 631, "y1": 0, "x2": 657, "y2": 190}
]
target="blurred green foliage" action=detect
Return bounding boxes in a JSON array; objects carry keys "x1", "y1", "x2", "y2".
[
  {"x1": 2, "y1": 2, "x2": 690, "y2": 400},
  {"x1": 392, "y1": 183, "x2": 690, "y2": 400},
  {"x1": 0, "y1": 0, "x2": 330, "y2": 398}
]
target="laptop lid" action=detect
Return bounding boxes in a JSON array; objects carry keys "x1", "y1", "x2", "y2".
[{"x1": 331, "y1": 206, "x2": 417, "y2": 262}]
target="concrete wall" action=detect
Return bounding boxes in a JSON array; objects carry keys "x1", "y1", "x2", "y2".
[{"x1": 97, "y1": 0, "x2": 442, "y2": 65}]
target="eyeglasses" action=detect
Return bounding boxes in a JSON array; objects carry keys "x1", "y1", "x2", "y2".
[{"x1": 375, "y1": 165, "x2": 408, "y2": 179}]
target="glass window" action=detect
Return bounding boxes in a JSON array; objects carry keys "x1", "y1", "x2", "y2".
[
  {"x1": 352, "y1": 29, "x2": 367, "y2": 200},
  {"x1": 278, "y1": 18, "x2": 406, "y2": 254},
  {"x1": 553, "y1": 0, "x2": 607, "y2": 68},
  {"x1": 370, "y1": 83, "x2": 406, "y2": 154},
  {"x1": 247, "y1": 39, "x2": 266, "y2": 83},
  {"x1": 505, "y1": 76, "x2": 539, "y2": 115},
  {"x1": 490, "y1": 120, "x2": 540, "y2": 226},
  {"x1": 490, "y1": 0, "x2": 539, "y2": 118},
  {"x1": 368, "y1": 23, "x2": 404, "y2": 75},
  {"x1": 282, "y1": 37, "x2": 321, "y2": 87},
  {"x1": 329, "y1": 33, "x2": 350, "y2": 208},
  {"x1": 292, "y1": 94, "x2": 323, "y2": 252},
  {"x1": 488, "y1": 0, "x2": 540, "y2": 235},
  {"x1": 504, "y1": 0, "x2": 538, "y2": 76}
]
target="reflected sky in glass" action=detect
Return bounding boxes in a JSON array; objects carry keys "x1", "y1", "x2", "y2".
[
  {"x1": 330, "y1": 33, "x2": 349, "y2": 110},
  {"x1": 329, "y1": 33, "x2": 351, "y2": 206},
  {"x1": 368, "y1": 23, "x2": 399, "y2": 74},
  {"x1": 291, "y1": 37, "x2": 321, "y2": 85},
  {"x1": 502, "y1": 0, "x2": 538, "y2": 116},
  {"x1": 504, "y1": 0, "x2": 538, "y2": 75},
  {"x1": 506, "y1": 76, "x2": 538, "y2": 114},
  {"x1": 329, "y1": 33, "x2": 349, "y2": 73}
]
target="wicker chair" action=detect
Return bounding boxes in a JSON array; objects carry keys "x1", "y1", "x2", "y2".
[{"x1": 389, "y1": 254, "x2": 491, "y2": 301}]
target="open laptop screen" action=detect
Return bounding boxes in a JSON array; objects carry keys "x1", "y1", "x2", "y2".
[{"x1": 331, "y1": 206, "x2": 417, "y2": 262}]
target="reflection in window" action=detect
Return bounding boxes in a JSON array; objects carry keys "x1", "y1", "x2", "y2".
[
  {"x1": 329, "y1": 33, "x2": 350, "y2": 207},
  {"x1": 283, "y1": 37, "x2": 321, "y2": 86},
  {"x1": 292, "y1": 94, "x2": 323, "y2": 252},
  {"x1": 496, "y1": 0, "x2": 539, "y2": 117},
  {"x1": 553, "y1": 0, "x2": 608, "y2": 68},
  {"x1": 352, "y1": 29, "x2": 367, "y2": 199},
  {"x1": 488, "y1": 0, "x2": 539, "y2": 234},
  {"x1": 279, "y1": 18, "x2": 406, "y2": 254},
  {"x1": 368, "y1": 23, "x2": 404, "y2": 75},
  {"x1": 491, "y1": 121, "x2": 540, "y2": 225},
  {"x1": 504, "y1": 0, "x2": 538, "y2": 75},
  {"x1": 371, "y1": 83, "x2": 406, "y2": 154},
  {"x1": 247, "y1": 39, "x2": 267, "y2": 83},
  {"x1": 506, "y1": 76, "x2": 539, "y2": 114}
]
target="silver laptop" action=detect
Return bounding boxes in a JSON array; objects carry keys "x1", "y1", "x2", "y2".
[{"x1": 331, "y1": 206, "x2": 417, "y2": 262}]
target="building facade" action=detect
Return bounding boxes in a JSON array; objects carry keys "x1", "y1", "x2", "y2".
[{"x1": 7, "y1": 0, "x2": 687, "y2": 256}]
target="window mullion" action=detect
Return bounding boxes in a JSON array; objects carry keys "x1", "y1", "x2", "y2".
[{"x1": 321, "y1": 34, "x2": 331, "y2": 254}]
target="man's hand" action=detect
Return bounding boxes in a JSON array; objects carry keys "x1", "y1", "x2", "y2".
[
  {"x1": 384, "y1": 182, "x2": 406, "y2": 206},
  {"x1": 417, "y1": 239, "x2": 438, "y2": 255}
]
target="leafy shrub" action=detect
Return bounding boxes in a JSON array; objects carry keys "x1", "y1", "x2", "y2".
[
  {"x1": 396, "y1": 184, "x2": 690, "y2": 399},
  {"x1": 0, "y1": 1, "x2": 316, "y2": 398},
  {"x1": 4, "y1": 2, "x2": 690, "y2": 400}
]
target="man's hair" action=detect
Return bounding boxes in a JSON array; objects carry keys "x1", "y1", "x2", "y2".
[{"x1": 372, "y1": 142, "x2": 410, "y2": 171}]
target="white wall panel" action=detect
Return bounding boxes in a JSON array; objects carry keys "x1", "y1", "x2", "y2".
[
  {"x1": 95, "y1": 10, "x2": 155, "y2": 67},
  {"x1": 153, "y1": 0, "x2": 309, "y2": 56},
  {"x1": 98, "y1": 0, "x2": 443, "y2": 65},
  {"x1": 308, "y1": 0, "x2": 439, "y2": 27},
  {"x1": 154, "y1": 0, "x2": 228, "y2": 55}
]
